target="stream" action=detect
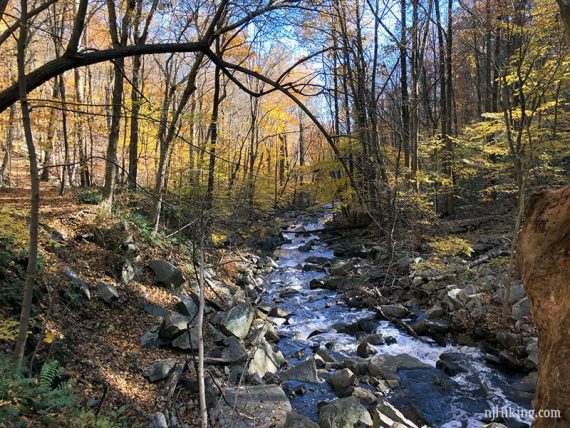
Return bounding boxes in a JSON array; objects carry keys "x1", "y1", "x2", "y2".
[{"x1": 260, "y1": 213, "x2": 533, "y2": 427}]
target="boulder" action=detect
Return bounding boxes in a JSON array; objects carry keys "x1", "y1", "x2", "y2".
[
  {"x1": 436, "y1": 353, "x2": 467, "y2": 376},
  {"x1": 120, "y1": 259, "x2": 135, "y2": 285},
  {"x1": 171, "y1": 328, "x2": 198, "y2": 350},
  {"x1": 285, "y1": 412, "x2": 319, "y2": 428},
  {"x1": 63, "y1": 266, "x2": 90, "y2": 299},
  {"x1": 176, "y1": 294, "x2": 199, "y2": 319},
  {"x1": 143, "y1": 359, "x2": 176, "y2": 382},
  {"x1": 96, "y1": 281, "x2": 119, "y2": 304},
  {"x1": 372, "y1": 401, "x2": 418, "y2": 428},
  {"x1": 248, "y1": 338, "x2": 286, "y2": 378},
  {"x1": 319, "y1": 397, "x2": 373, "y2": 428},
  {"x1": 330, "y1": 261, "x2": 352, "y2": 276},
  {"x1": 149, "y1": 260, "x2": 186, "y2": 287},
  {"x1": 379, "y1": 304, "x2": 409, "y2": 319},
  {"x1": 303, "y1": 263, "x2": 326, "y2": 272},
  {"x1": 351, "y1": 387, "x2": 377, "y2": 406},
  {"x1": 425, "y1": 304, "x2": 445, "y2": 319},
  {"x1": 140, "y1": 325, "x2": 161, "y2": 348},
  {"x1": 280, "y1": 357, "x2": 320, "y2": 383},
  {"x1": 363, "y1": 334, "x2": 385, "y2": 346},
  {"x1": 525, "y1": 337, "x2": 538, "y2": 369},
  {"x1": 357, "y1": 341, "x2": 377, "y2": 358},
  {"x1": 305, "y1": 256, "x2": 330, "y2": 265},
  {"x1": 327, "y1": 368, "x2": 356, "y2": 397},
  {"x1": 159, "y1": 313, "x2": 191, "y2": 339},
  {"x1": 216, "y1": 385, "x2": 291, "y2": 427},
  {"x1": 219, "y1": 302, "x2": 255, "y2": 339},
  {"x1": 369, "y1": 354, "x2": 430, "y2": 374},
  {"x1": 249, "y1": 318, "x2": 280, "y2": 343}
]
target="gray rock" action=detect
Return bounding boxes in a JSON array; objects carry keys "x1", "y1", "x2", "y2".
[
  {"x1": 493, "y1": 282, "x2": 526, "y2": 305},
  {"x1": 285, "y1": 412, "x2": 319, "y2": 428},
  {"x1": 176, "y1": 294, "x2": 199, "y2": 319},
  {"x1": 512, "y1": 297, "x2": 531, "y2": 319},
  {"x1": 303, "y1": 263, "x2": 326, "y2": 272},
  {"x1": 219, "y1": 302, "x2": 255, "y2": 339},
  {"x1": 216, "y1": 385, "x2": 291, "y2": 427},
  {"x1": 159, "y1": 313, "x2": 191, "y2": 339},
  {"x1": 171, "y1": 328, "x2": 198, "y2": 350},
  {"x1": 120, "y1": 259, "x2": 135, "y2": 285},
  {"x1": 264, "y1": 256, "x2": 279, "y2": 269},
  {"x1": 143, "y1": 359, "x2": 176, "y2": 382},
  {"x1": 248, "y1": 338, "x2": 286, "y2": 378},
  {"x1": 482, "y1": 424, "x2": 509, "y2": 428},
  {"x1": 149, "y1": 260, "x2": 186, "y2": 287},
  {"x1": 145, "y1": 412, "x2": 168, "y2": 428},
  {"x1": 249, "y1": 318, "x2": 280, "y2": 342},
  {"x1": 280, "y1": 357, "x2": 320, "y2": 383},
  {"x1": 319, "y1": 397, "x2": 373, "y2": 428},
  {"x1": 425, "y1": 304, "x2": 445, "y2": 319},
  {"x1": 372, "y1": 401, "x2": 418, "y2": 428},
  {"x1": 327, "y1": 368, "x2": 356, "y2": 397},
  {"x1": 140, "y1": 325, "x2": 160, "y2": 348},
  {"x1": 369, "y1": 354, "x2": 430, "y2": 374},
  {"x1": 512, "y1": 371, "x2": 537, "y2": 394},
  {"x1": 442, "y1": 288, "x2": 467, "y2": 310},
  {"x1": 525, "y1": 337, "x2": 538, "y2": 369},
  {"x1": 496, "y1": 332, "x2": 519, "y2": 349},
  {"x1": 330, "y1": 261, "x2": 352, "y2": 276},
  {"x1": 357, "y1": 341, "x2": 377, "y2": 358},
  {"x1": 379, "y1": 304, "x2": 409, "y2": 319},
  {"x1": 96, "y1": 281, "x2": 119, "y2": 304},
  {"x1": 362, "y1": 334, "x2": 385, "y2": 346},
  {"x1": 63, "y1": 266, "x2": 90, "y2": 299},
  {"x1": 351, "y1": 387, "x2": 377, "y2": 406},
  {"x1": 436, "y1": 353, "x2": 467, "y2": 376},
  {"x1": 305, "y1": 256, "x2": 330, "y2": 265}
]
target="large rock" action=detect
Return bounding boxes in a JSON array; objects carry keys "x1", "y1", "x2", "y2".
[
  {"x1": 280, "y1": 357, "x2": 320, "y2": 383},
  {"x1": 216, "y1": 385, "x2": 291, "y2": 427},
  {"x1": 248, "y1": 338, "x2": 286, "y2": 377},
  {"x1": 372, "y1": 401, "x2": 418, "y2": 428},
  {"x1": 436, "y1": 352, "x2": 467, "y2": 376},
  {"x1": 142, "y1": 359, "x2": 176, "y2": 382},
  {"x1": 145, "y1": 412, "x2": 168, "y2": 428},
  {"x1": 319, "y1": 397, "x2": 373, "y2": 428},
  {"x1": 284, "y1": 412, "x2": 319, "y2": 428},
  {"x1": 159, "y1": 313, "x2": 191, "y2": 339},
  {"x1": 379, "y1": 304, "x2": 409, "y2": 319},
  {"x1": 327, "y1": 368, "x2": 356, "y2": 397},
  {"x1": 63, "y1": 266, "x2": 90, "y2": 299},
  {"x1": 171, "y1": 327, "x2": 199, "y2": 350},
  {"x1": 219, "y1": 302, "x2": 256, "y2": 339},
  {"x1": 176, "y1": 293, "x2": 199, "y2": 319},
  {"x1": 330, "y1": 261, "x2": 352, "y2": 276},
  {"x1": 425, "y1": 304, "x2": 444, "y2": 319},
  {"x1": 149, "y1": 260, "x2": 186, "y2": 287},
  {"x1": 369, "y1": 354, "x2": 430, "y2": 375}
]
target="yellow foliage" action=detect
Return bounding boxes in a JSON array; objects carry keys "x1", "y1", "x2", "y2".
[
  {"x1": 429, "y1": 237, "x2": 474, "y2": 257},
  {"x1": 0, "y1": 316, "x2": 20, "y2": 342}
]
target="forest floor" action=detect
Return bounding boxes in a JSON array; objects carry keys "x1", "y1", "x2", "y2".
[{"x1": 0, "y1": 184, "x2": 538, "y2": 427}]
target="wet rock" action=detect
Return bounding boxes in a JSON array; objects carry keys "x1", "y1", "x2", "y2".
[
  {"x1": 436, "y1": 353, "x2": 467, "y2": 376},
  {"x1": 216, "y1": 385, "x2": 291, "y2": 427},
  {"x1": 379, "y1": 304, "x2": 409, "y2": 319},
  {"x1": 512, "y1": 371, "x2": 537, "y2": 394},
  {"x1": 248, "y1": 338, "x2": 286, "y2": 378},
  {"x1": 499, "y1": 350, "x2": 522, "y2": 370},
  {"x1": 96, "y1": 281, "x2": 119, "y2": 304},
  {"x1": 351, "y1": 387, "x2": 377, "y2": 406},
  {"x1": 303, "y1": 263, "x2": 326, "y2": 272},
  {"x1": 319, "y1": 396, "x2": 373, "y2": 428},
  {"x1": 363, "y1": 334, "x2": 385, "y2": 346},
  {"x1": 285, "y1": 411, "x2": 319, "y2": 428},
  {"x1": 305, "y1": 256, "x2": 331, "y2": 265},
  {"x1": 176, "y1": 294, "x2": 199, "y2": 319},
  {"x1": 334, "y1": 317, "x2": 378, "y2": 336},
  {"x1": 280, "y1": 357, "x2": 320, "y2": 383},
  {"x1": 330, "y1": 261, "x2": 352, "y2": 276},
  {"x1": 482, "y1": 424, "x2": 509, "y2": 428},
  {"x1": 357, "y1": 341, "x2": 377, "y2": 358},
  {"x1": 316, "y1": 347, "x2": 339, "y2": 363},
  {"x1": 145, "y1": 412, "x2": 168, "y2": 428},
  {"x1": 343, "y1": 357, "x2": 370, "y2": 376},
  {"x1": 264, "y1": 256, "x2": 279, "y2": 269},
  {"x1": 369, "y1": 354, "x2": 430, "y2": 374},
  {"x1": 512, "y1": 297, "x2": 531, "y2": 320},
  {"x1": 143, "y1": 359, "x2": 176, "y2": 382},
  {"x1": 425, "y1": 304, "x2": 445, "y2": 319},
  {"x1": 159, "y1": 313, "x2": 191, "y2": 339},
  {"x1": 149, "y1": 260, "x2": 186, "y2": 287},
  {"x1": 327, "y1": 368, "x2": 356, "y2": 397},
  {"x1": 219, "y1": 302, "x2": 255, "y2": 339},
  {"x1": 280, "y1": 287, "x2": 300, "y2": 297},
  {"x1": 249, "y1": 318, "x2": 280, "y2": 342},
  {"x1": 268, "y1": 307, "x2": 290, "y2": 320},
  {"x1": 372, "y1": 401, "x2": 419, "y2": 428},
  {"x1": 309, "y1": 278, "x2": 325, "y2": 289}
]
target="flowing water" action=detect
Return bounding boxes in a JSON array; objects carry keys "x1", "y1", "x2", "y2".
[{"x1": 260, "y1": 214, "x2": 533, "y2": 427}]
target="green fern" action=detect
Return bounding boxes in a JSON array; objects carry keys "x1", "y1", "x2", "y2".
[{"x1": 40, "y1": 359, "x2": 65, "y2": 389}]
